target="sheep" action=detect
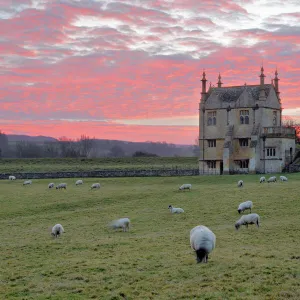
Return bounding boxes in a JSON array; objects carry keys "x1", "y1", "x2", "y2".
[
  {"x1": 237, "y1": 200, "x2": 253, "y2": 214},
  {"x1": 48, "y1": 182, "x2": 55, "y2": 189},
  {"x1": 267, "y1": 176, "x2": 277, "y2": 183},
  {"x1": 237, "y1": 180, "x2": 244, "y2": 188},
  {"x1": 23, "y1": 180, "x2": 32, "y2": 185},
  {"x1": 168, "y1": 205, "x2": 184, "y2": 214},
  {"x1": 235, "y1": 213, "x2": 260, "y2": 230},
  {"x1": 51, "y1": 224, "x2": 64, "y2": 238},
  {"x1": 91, "y1": 183, "x2": 100, "y2": 189},
  {"x1": 56, "y1": 183, "x2": 67, "y2": 190},
  {"x1": 280, "y1": 176, "x2": 288, "y2": 182},
  {"x1": 8, "y1": 175, "x2": 16, "y2": 180},
  {"x1": 109, "y1": 218, "x2": 130, "y2": 232},
  {"x1": 75, "y1": 179, "x2": 83, "y2": 186},
  {"x1": 190, "y1": 225, "x2": 216, "y2": 263},
  {"x1": 179, "y1": 183, "x2": 192, "y2": 191},
  {"x1": 259, "y1": 176, "x2": 266, "y2": 183}
]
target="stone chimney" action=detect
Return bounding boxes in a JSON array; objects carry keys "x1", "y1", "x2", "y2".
[
  {"x1": 259, "y1": 66, "x2": 266, "y2": 101},
  {"x1": 201, "y1": 70, "x2": 207, "y2": 101}
]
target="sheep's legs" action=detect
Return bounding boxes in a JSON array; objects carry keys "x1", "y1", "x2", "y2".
[{"x1": 256, "y1": 220, "x2": 259, "y2": 228}]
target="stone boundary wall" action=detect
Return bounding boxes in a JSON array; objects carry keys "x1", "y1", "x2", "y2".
[
  {"x1": 288, "y1": 164, "x2": 300, "y2": 173},
  {"x1": 0, "y1": 168, "x2": 200, "y2": 180}
]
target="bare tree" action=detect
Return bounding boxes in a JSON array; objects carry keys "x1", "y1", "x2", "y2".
[
  {"x1": 58, "y1": 136, "x2": 80, "y2": 157},
  {"x1": 193, "y1": 136, "x2": 200, "y2": 157},
  {"x1": 78, "y1": 134, "x2": 95, "y2": 157},
  {"x1": 282, "y1": 117, "x2": 300, "y2": 143},
  {"x1": 0, "y1": 130, "x2": 8, "y2": 157}
]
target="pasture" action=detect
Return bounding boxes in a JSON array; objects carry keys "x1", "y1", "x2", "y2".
[
  {"x1": 0, "y1": 157, "x2": 197, "y2": 173},
  {"x1": 1, "y1": 174, "x2": 300, "y2": 299}
]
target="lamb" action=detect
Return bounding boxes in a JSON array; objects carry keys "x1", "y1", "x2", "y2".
[
  {"x1": 109, "y1": 218, "x2": 130, "y2": 232},
  {"x1": 190, "y1": 225, "x2": 216, "y2": 263},
  {"x1": 179, "y1": 184, "x2": 192, "y2": 191},
  {"x1": 235, "y1": 213, "x2": 260, "y2": 230},
  {"x1": 8, "y1": 175, "x2": 16, "y2": 180},
  {"x1": 75, "y1": 179, "x2": 83, "y2": 186},
  {"x1": 237, "y1": 180, "x2": 244, "y2": 188},
  {"x1": 259, "y1": 176, "x2": 266, "y2": 183},
  {"x1": 56, "y1": 183, "x2": 67, "y2": 190},
  {"x1": 23, "y1": 180, "x2": 32, "y2": 185},
  {"x1": 267, "y1": 176, "x2": 277, "y2": 183},
  {"x1": 48, "y1": 182, "x2": 55, "y2": 189},
  {"x1": 91, "y1": 183, "x2": 100, "y2": 189},
  {"x1": 168, "y1": 205, "x2": 184, "y2": 214},
  {"x1": 51, "y1": 224, "x2": 64, "y2": 238},
  {"x1": 280, "y1": 176, "x2": 288, "y2": 182},
  {"x1": 237, "y1": 200, "x2": 253, "y2": 214}
]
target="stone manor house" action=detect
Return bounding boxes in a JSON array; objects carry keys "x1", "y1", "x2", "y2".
[{"x1": 199, "y1": 67, "x2": 296, "y2": 174}]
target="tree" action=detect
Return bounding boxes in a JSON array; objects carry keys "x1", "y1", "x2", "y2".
[
  {"x1": 132, "y1": 151, "x2": 158, "y2": 157},
  {"x1": 15, "y1": 141, "x2": 43, "y2": 158},
  {"x1": 193, "y1": 136, "x2": 200, "y2": 157},
  {"x1": 78, "y1": 134, "x2": 95, "y2": 157},
  {"x1": 58, "y1": 137, "x2": 80, "y2": 158},
  {"x1": 282, "y1": 117, "x2": 300, "y2": 143},
  {"x1": 0, "y1": 130, "x2": 9, "y2": 157}
]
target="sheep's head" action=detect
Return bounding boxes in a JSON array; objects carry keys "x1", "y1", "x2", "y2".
[
  {"x1": 235, "y1": 222, "x2": 240, "y2": 230},
  {"x1": 168, "y1": 205, "x2": 172, "y2": 209},
  {"x1": 238, "y1": 209, "x2": 241, "y2": 214}
]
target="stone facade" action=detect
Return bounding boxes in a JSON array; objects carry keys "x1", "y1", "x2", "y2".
[{"x1": 199, "y1": 68, "x2": 296, "y2": 174}]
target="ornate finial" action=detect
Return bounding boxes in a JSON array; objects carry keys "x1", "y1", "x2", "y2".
[
  {"x1": 275, "y1": 67, "x2": 278, "y2": 77},
  {"x1": 210, "y1": 82, "x2": 212, "y2": 88},
  {"x1": 217, "y1": 73, "x2": 222, "y2": 87}
]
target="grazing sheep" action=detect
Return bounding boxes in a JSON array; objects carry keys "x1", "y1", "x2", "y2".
[
  {"x1": 9, "y1": 175, "x2": 16, "y2": 180},
  {"x1": 190, "y1": 225, "x2": 216, "y2": 263},
  {"x1": 267, "y1": 176, "x2": 277, "y2": 183},
  {"x1": 56, "y1": 183, "x2": 67, "y2": 190},
  {"x1": 51, "y1": 224, "x2": 64, "y2": 238},
  {"x1": 91, "y1": 183, "x2": 100, "y2": 189},
  {"x1": 235, "y1": 213, "x2": 260, "y2": 230},
  {"x1": 179, "y1": 184, "x2": 192, "y2": 191},
  {"x1": 75, "y1": 179, "x2": 83, "y2": 186},
  {"x1": 237, "y1": 200, "x2": 253, "y2": 214},
  {"x1": 48, "y1": 182, "x2": 55, "y2": 189},
  {"x1": 23, "y1": 180, "x2": 32, "y2": 185},
  {"x1": 280, "y1": 176, "x2": 288, "y2": 182},
  {"x1": 259, "y1": 176, "x2": 266, "y2": 183},
  {"x1": 237, "y1": 180, "x2": 244, "y2": 188},
  {"x1": 168, "y1": 205, "x2": 184, "y2": 214},
  {"x1": 109, "y1": 218, "x2": 130, "y2": 232}
]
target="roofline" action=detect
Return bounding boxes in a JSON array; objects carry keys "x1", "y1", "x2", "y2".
[{"x1": 212, "y1": 84, "x2": 273, "y2": 89}]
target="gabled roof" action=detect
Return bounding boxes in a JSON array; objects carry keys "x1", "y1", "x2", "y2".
[{"x1": 207, "y1": 84, "x2": 272, "y2": 102}]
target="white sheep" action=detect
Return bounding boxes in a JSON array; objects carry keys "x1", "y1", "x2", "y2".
[
  {"x1": 23, "y1": 180, "x2": 32, "y2": 185},
  {"x1": 75, "y1": 179, "x2": 83, "y2": 186},
  {"x1": 237, "y1": 180, "x2": 244, "y2": 188},
  {"x1": 179, "y1": 183, "x2": 192, "y2": 191},
  {"x1": 280, "y1": 176, "x2": 288, "y2": 182},
  {"x1": 237, "y1": 200, "x2": 253, "y2": 214},
  {"x1": 51, "y1": 224, "x2": 64, "y2": 238},
  {"x1": 56, "y1": 183, "x2": 67, "y2": 190},
  {"x1": 109, "y1": 218, "x2": 130, "y2": 232},
  {"x1": 235, "y1": 213, "x2": 260, "y2": 230},
  {"x1": 9, "y1": 175, "x2": 16, "y2": 180},
  {"x1": 259, "y1": 176, "x2": 266, "y2": 183},
  {"x1": 48, "y1": 182, "x2": 55, "y2": 189},
  {"x1": 91, "y1": 183, "x2": 100, "y2": 189},
  {"x1": 267, "y1": 176, "x2": 277, "y2": 183},
  {"x1": 190, "y1": 225, "x2": 216, "y2": 263},
  {"x1": 168, "y1": 205, "x2": 184, "y2": 214}
]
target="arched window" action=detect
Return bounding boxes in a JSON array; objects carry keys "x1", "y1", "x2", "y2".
[
  {"x1": 207, "y1": 117, "x2": 212, "y2": 126},
  {"x1": 207, "y1": 111, "x2": 216, "y2": 126},
  {"x1": 240, "y1": 110, "x2": 249, "y2": 125},
  {"x1": 213, "y1": 116, "x2": 216, "y2": 125},
  {"x1": 240, "y1": 116, "x2": 244, "y2": 124},
  {"x1": 273, "y1": 111, "x2": 277, "y2": 126},
  {"x1": 245, "y1": 115, "x2": 249, "y2": 124}
]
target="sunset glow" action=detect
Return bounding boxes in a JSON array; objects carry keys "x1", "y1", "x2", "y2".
[{"x1": 0, "y1": 0, "x2": 299, "y2": 144}]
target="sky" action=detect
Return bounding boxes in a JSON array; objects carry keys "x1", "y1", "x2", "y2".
[{"x1": 0, "y1": 0, "x2": 299, "y2": 144}]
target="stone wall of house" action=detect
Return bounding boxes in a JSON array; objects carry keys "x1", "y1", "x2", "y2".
[{"x1": 0, "y1": 168, "x2": 199, "y2": 180}]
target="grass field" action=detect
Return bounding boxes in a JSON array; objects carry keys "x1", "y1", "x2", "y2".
[
  {"x1": 0, "y1": 157, "x2": 197, "y2": 173},
  {"x1": 1, "y1": 174, "x2": 300, "y2": 299}
]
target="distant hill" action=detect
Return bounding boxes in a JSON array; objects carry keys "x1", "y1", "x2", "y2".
[{"x1": 7, "y1": 135, "x2": 58, "y2": 143}]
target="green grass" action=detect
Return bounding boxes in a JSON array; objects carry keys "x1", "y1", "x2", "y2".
[
  {"x1": 0, "y1": 157, "x2": 197, "y2": 173},
  {"x1": 1, "y1": 174, "x2": 300, "y2": 299}
]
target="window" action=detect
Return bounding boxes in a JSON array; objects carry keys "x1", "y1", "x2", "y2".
[
  {"x1": 207, "y1": 111, "x2": 216, "y2": 126},
  {"x1": 207, "y1": 161, "x2": 216, "y2": 169},
  {"x1": 266, "y1": 148, "x2": 276, "y2": 157},
  {"x1": 236, "y1": 160, "x2": 249, "y2": 168},
  {"x1": 239, "y1": 138, "x2": 249, "y2": 147},
  {"x1": 240, "y1": 110, "x2": 249, "y2": 124},
  {"x1": 273, "y1": 111, "x2": 277, "y2": 126},
  {"x1": 208, "y1": 139, "x2": 216, "y2": 147}
]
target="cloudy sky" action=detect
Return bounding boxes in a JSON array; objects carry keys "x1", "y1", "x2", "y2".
[{"x1": 0, "y1": 0, "x2": 299, "y2": 144}]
